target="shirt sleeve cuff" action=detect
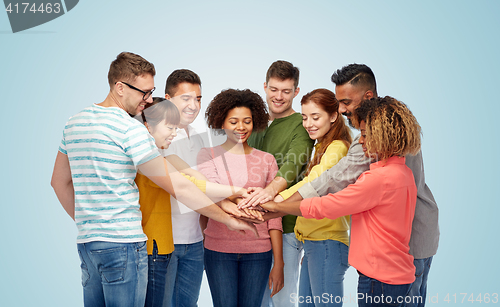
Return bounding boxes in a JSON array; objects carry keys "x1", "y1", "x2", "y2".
[
  {"x1": 299, "y1": 199, "x2": 314, "y2": 219},
  {"x1": 298, "y1": 182, "x2": 320, "y2": 199}
]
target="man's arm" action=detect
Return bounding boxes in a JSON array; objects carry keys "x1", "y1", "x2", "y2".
[
  {"x1": 50, "y1": 151, "x2": 75, "y2": 220},
  {"x1": 140, "y1": 156, "x2": 258, "y2": 236},
  {"x1": 297, "y1": 134, "x2": 370, "y2": 199}
]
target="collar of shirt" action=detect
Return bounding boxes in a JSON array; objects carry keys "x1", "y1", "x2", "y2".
[{"x1": 370, "y1": 155, "x2": 406, "y2": 170}]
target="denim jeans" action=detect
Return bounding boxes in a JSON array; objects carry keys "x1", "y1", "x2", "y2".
[
  {"x1": 77, "y1": 241, "x2": 148, "y2": 307},
  {"x1": 262, "y1": 232, "x2": 303, "y2": 307},
  {"x1": 144, "y1": 240, "x2": 172, "y2": 307},
  {"x1": 357, "y1": 273, "x2": 412, "y2": 307},
  {"x1": 164, "y1": 241, "x2": 204, "y2": 307},
  {"x1": 205, "y1": 248, "x2": 273, "y2": 307},
  {"x1": 298, "y1": 240, "x2": 349, "y2": 307},
  {"x1": 406, "y1": 257, "x2": 433, "y2": 307}
]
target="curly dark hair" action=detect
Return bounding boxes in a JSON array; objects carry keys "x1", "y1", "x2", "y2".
[
  {"x1": 353, "y1": 96, "x2": 421, "y2": 160},
  {"x1": 205, "y1": 89, "x2": 269, "y2": 134}
]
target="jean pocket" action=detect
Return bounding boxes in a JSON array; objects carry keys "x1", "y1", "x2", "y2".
[
  {"x1": 152, "y1": 240, "x2": 170, "y2": 263},
  {"x1": 338, "y1": 242, "x2": 349, "y2": 268},
  {"x1": 78, "y1": 250, "x2": 90, "y2": 287},
  {"x1": 90, "y1": 246, "x2": 127, "y2": 283}
]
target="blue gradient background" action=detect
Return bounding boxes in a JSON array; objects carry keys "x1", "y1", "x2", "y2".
[{"x1": 1, "y1": 1, "x2": 498, "y2": 306}]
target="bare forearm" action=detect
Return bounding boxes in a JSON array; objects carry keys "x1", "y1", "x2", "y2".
[
  {"x1": 262, "y1": 201, "x2": 302, "y2": 217},
  {"x1": 284, "y1": 191, "x2": 304, "y2": 202},
  {"x1": 269, "y1": 229, "x2": 283, "y2": 265},
  {"x1": 205, "y1": 182, "x2": 246, "y2": 200},
  {"x1": 266, "y1": 176, "x2": 288, "y2": 196},
  {"x1": 52, "y1": 182, "x2": 75, "y2": 220},
  {"x1": 144, "y1": 157, "x2": 233, "y2": 224},
  {"x1": 51, "y1": 151, "x2": 75, "y2": 220},
  {"x1": 276, "y1": 201, "x2": 303, "y2": 216},
  {"x1": 262, "y1": 211, "x2": 287, "y2": 221}
]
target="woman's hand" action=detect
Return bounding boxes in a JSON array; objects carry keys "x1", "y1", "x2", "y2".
[
  {"x1": 268, "y1": 261, "x2": 284, "y2": 297},
  {"x1": 239, "y1": 187, "x2": 275, "y2": 209},
  {"x1": 220, "y1": 200, "x2": 264, "y2": 222}
]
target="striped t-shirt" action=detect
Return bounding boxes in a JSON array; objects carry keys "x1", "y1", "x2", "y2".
[{"x1": 59, "y1": 104, "x2": 160, "y2": 243}]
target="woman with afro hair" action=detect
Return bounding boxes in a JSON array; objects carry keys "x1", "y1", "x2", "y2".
[
  {"x1": 261, "y1": 96, "x2": 422, "y2": 307},
  {"x1": 197, "y1": 89, "x2": 284, "y2": 307}
]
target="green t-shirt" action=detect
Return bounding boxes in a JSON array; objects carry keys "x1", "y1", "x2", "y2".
[{"x1": 248, "y1": 113, "x2": 314, "y2": 233}]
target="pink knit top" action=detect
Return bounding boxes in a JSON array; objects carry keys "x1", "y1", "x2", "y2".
[{"x1": 198, "y1": 146, "x2": 282, "y2": 253}]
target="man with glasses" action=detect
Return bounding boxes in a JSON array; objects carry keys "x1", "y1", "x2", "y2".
[{"x1": 51, "y1": 52, "x2": 257, "y2": 307}]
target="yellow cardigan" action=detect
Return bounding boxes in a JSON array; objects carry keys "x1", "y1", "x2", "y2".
[
  {"x1": 279, "y1": 140, "x2": 350, "y2": 245},
  {"x1": 136, "y1": 171, "x2": 206, "y2": 255}
]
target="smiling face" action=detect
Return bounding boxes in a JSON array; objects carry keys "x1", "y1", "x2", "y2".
[
  {"x1": 166, "y1": 82, "x2": 202, "y2": 128},
  {"x1": 222, "y1": 107, "x2": 253, "y2": 145},
  {"x1": 148, "y1": 120, "x2": 178, "y2": 150},
  {"x1": 121, "y1": 74, "x2": 155, "y2": 116},
  {"x1": 335, "y1": 82, "x2": 373, "y2": 127},
  {"x1": 301, "y1": 101, "x2": 337, "y2": 142},
  {"x1": 264, "y1": 77, "x2": 299, "y2": 119}
]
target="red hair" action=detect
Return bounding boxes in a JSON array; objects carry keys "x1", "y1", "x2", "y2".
[{"x1": 301, "y1": 89, "x2": 352, "y2": 175}]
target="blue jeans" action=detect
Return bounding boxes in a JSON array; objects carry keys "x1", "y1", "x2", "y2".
[
  {"x1": 357, "y1": 273, "x2": 412, "y2": 307},
  {"x1": 145, "y1": 240, "x2": 172, "y2": 307},
  {"x1": 406, "y1": 257, "x2": 433, "y2": 307},
  {"x1": 164, "y1": 241, "x2": 204, "y2": 307},
  {"x1": 298, "y1": 240, "x2": 349, "y2": 307},
  {"x1": 205, "y1": 248, "x2": 273, "y2": 307},
  {"x1": 262, "y1": 232, "x2": 303, "y2": 307},
  {"x1": 77, "y1": 241, "x2": 148, "y2": 307}
]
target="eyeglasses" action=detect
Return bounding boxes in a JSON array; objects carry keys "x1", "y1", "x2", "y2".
[{"x1": 117, "y1": 81, "x2": 155, "y2": 101}]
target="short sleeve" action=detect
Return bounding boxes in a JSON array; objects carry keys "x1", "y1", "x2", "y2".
[
  {"x1": 268, "y1": 217, "x2": 283, "y2": 232},
  {"x1": 58, "y1": 123, "x2": 68, "y2": 155},
  {"x1": 123, "y1": 124, "x2": 160, "y2": 167}
]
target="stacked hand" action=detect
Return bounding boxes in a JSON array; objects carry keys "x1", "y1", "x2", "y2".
[
  {"x1": 219, "y1": 199, "x2": 265, "y2": 224},
  {"x1": 238, "y1": 187, "x2": 275, "y2": 209}
]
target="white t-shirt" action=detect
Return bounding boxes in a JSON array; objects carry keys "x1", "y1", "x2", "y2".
[{"x1": 161, "y1": 125, "x2": 209, "y2": 244}]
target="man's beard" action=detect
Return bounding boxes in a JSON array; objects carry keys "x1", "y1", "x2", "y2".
[{"x1": 343, "y1": 112, "x2": 355, "y2": 128}]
